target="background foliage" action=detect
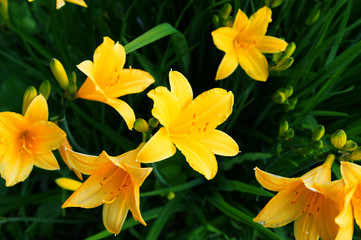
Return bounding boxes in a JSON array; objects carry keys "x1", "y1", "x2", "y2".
[{"x1": 1, "y1": 0, "x2": 361, "y2": 239}]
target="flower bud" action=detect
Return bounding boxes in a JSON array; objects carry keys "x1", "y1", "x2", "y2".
[
  {"x1": 331, "y1": 129, "x2": 347, "y2": 149},
  {"x1": 271, "y1": 57, "x2": 294, "y2": 71},
  {"x1": 350, "y1": 147, "x2": 361, "y2": 161},
  {"x1": 280, "y1": 42, "x2": 296, "y2": 60},
  {"x1": 67, "y1": 71, "x2": 78, "y2": 96},
  {"x1": 148, "y1": 118, "x2": 159, "y2": 129},
  {"x1": 279, "y1": 121, "x2": 289, "y2": 137},
  {"x1": 55, "y1": 178, "x2": 82, "y2": 191},
  {"x1": 313, "y1": 140, "x2": 323, "y2": 150},
  {"x1": 285, "y1": 97, "x2": 298, "y2": 112},
  {"x1": 344, "y1": 140, "x2": 358, "y2": 151},
  {"x1": 272, "y1": 91, "x2": 286, "y2": 104},
  {"x1": 50, "y1": 58, "x2": 69, "y2": 90},
  {"x1": 284, "y1": 86, "x2": 293, "y2": 98},
  {"x1": 38, "y1": 80, "x2": 51, "y2": 100},
  {"x1": 134, "y1": 118, "x2": 149, "y2": 133},
  {"x1": 22, "y1": 86, "x2": 37, "y2": 115},
  {"x1": 0, "y1": 0, "x2": 9, "y2": 25},
  {"x1": 212, "y1": 14, "x2": 220, "y2": 28},
  {"x1": 219, "y1": 3, "x2": 232, "y2": 19},
  {"x1": 312, "y1": 125, "x2": 325, "y2": 141},
  {"x1": 284, "y1": 128, "x2": 294, "y2": 140},
  {"x1": 166, "y1": 192, "x2": 175, "y2": 200}
]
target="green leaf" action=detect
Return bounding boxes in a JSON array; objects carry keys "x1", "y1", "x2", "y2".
[{"x1": 217, "y1": 179, "x2": 274, "y2": 197}]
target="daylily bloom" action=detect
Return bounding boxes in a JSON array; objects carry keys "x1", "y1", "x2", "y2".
[
  {"x1": 76, "y1": 37, "x2": 155, "y2": 129},
  {"x1": 137, "y1": 71, "x2": 239, "y2": 180},
  {"x1": 212, "y1": 6, "x2": 288, "y2": 81},
  {"x1": 58, "y1": 138, "x2": 83, "y2": 180},
  {"x1": 28, "y1": 0, "x2": 87, "y2": 9},
  {"x1": 62, "y1": 143, "x2": 152, "y2": 234},
  {"x1": 0, "y1": 95, "x2": 66, "y2": 186},
  {"x1": 254, "y1": 155, "x2": 352, "y2": 239}
]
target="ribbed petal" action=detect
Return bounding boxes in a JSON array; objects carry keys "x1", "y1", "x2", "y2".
[
  {"x1": 65, "y1": 0, "x2": 87, "y2": 7},
  {"x1": 256, "y1": 36, "x2": 288, "y2": 54},
  {"x1": 65, "y1": 149, "x2": 109, "y2": 175},
  {"x1": 34, "y1": 152, "x2": 59, "y2": 170},
  {"x1": 114, "y1": 42, "x2": 126, "y2": 70},
  {"x1": 148, "y1": 87, "x2": 180, "y2": 127},
  {"x1": 211, "y1": 27, "x2": 238, "y2": 53},
  {"x1": 294, "y1": 213, "x2": 319, "y2": 240},
  {"x1": 314, "y1": 197, "x2": 339, "y2": 240},
  {"x1": 0, "y1": 112, "x2": 29, "y2": 143},
  {"x1": 77, "y1": 60, "x2": 95, "y2": 81},
  {"x1": 137, "y1": 127, "x2": 176, "y2": 163},
  {"x1": 254, "y1": 167, "x2": 300, "y2": 192},
  {"x1": 169, "y1": 71, "x2": 193, "y2": 111},
  {"x1": 215, "y1": 52, "x2": 239, "y2": 80},
  {"x1": 233, "y1": 9, "x2": 249, "y2": 32},
  {"x1": 126, "y1": 186, "x2": 146, "y2": 225},
  {"x1": 198, "y1": 129, "x2": 238, "y2": 156},
  {"x1": 58, "y1": 138, "x2": 83, "y2": 180},
  {"x1": 24, "y1": 95, "x2": 48, "y2": 122},
  {"x1": 106, "y1": 98, "x2": 135, "y2": 130},
  {"x1": 55, "y1": 177, "x2": 82, "y2": 191},
  {"x1": 56, "y1": 0, "x2": 65, "y2": 9},
  {"x1": 103, "y1": 197, "x2": 129, "y2": 234},
  {"x1": 246, "y1": 6, "x2": 272, "y2": 37},
  {"x1": 237, "y1": 48, "x2": 268, "y2": 81},
  {"x1": 175, "y1": 140, "x2": 217, "y2": 180},
  {"x1": 335, "y1": 199, "x2": 354, "y2": 240},
  {"x1": 93, "y1": 37, "x2": 115, "y2": 82}
]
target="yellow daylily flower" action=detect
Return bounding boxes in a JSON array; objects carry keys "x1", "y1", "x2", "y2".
[
  {"x1": 56, "y1": 177, "x2": 82, "y2": 191},
  {"x1": 0, "y1": 95, "x2": 66, "y2": 186},
  {"x1": 58, "y1": 138, "x2": 83, "y2": 180},
  {"x1": 28, "y1": 0, "x2": 87, "y2": 9},
  {"x1": 211, "y1": 6, "x2": 288, "y2": 81},
  {"x1": 254, "y1": 155, "x2": 352, "y2": 240},
  {"x1": 62, "y1": 143, "x2": 152, "y2": 234},
  {"x1": 76, "y1": 37, "x2": 155, "y2": 129},
  {"x1": 137, "y1": 71, "x2": 239, "y2": 180}
]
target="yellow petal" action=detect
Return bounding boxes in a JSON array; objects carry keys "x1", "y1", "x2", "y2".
[
  {"x1": 313, "y1": 197, "x2": 340, "y2": 240},
  {"x1": 34, "y1": 152, "x2": 60, "y2": 170},
  {"x1": 27, "y1": 121, "x2": 66, "y2": 154},
  {"x1": 65, "y1": 0, "x2": 87, "y2": 7},
  {"x1": 233, "y1": 9, "x2": 249, "y2": 32},
  {"x1": 55, "y1": 177, "x2": 82, "y2": 191},
  {"x1": 58, "y1": 138, "x2": 83, "y2": 180},
  {"x1": 0, "y1": 112, "x2": 29, "y2": 143},
  {"x1": 335, "y1": 199, "x2": 354, "y2": 240},
  {"x1": 215, "y1": 52, "x2": 239, "y2": 80},
  {"x1": 148, "y1": 87, "x2": 180, "y2": 127},
  {"x1": 76, "y1": 77, "x2": 107, "y2": 102},
  {"x1": 93, "y1": 37, "x2": 115, "y2": 82},
  {"x1": 238, "y1": 48, "x2": 268, "y2": 81},
  {"x1": 254, "y1": 167, "x2": 300, "y2": 192},
  {"x1": 114, "y1": 42, "x2": 126, "y2": 70},
  {"x1": 294, "y1": 212, "x2": 318, "y2": 240},
  {"x1": 103, "y1": 197, "x2": 129, "y2": 234},
  {"x1": 340, "y1": 161, "x2": 361, "y2": 187},
  {"x1": 246, "y1": 6, "x2": 272, "y2": 37},
  {"x1": 169, "y1": 71, "x2": 193, "y2": 111},
  {"x1": 125, "y1": 185, "x2": 146, "y2": 226},
  {"x1": 211, "y1": 27, "x2": 238, "y2": 53},
  {"x1": 352, "y1": 186, "x2": 361, "y2": 229},
  {"x1": 256, "y1": 36, "x2": 288, "y2": 54},
  {"x1": 175, "y1": 140, "x2": 217, "y2": 180},
  {"x1": 56, "y1": 0, "x2": 65, "y2": 9},
  {"x1": 302, "y1": 160, "x2": 332, "y2": 193},
  {"x1": 198, "y1": 129, "x2": 238, "y2": 156},
  {"x1": 106, "y1": 98, "x2": 136, "y2": 130},
  {"x1": 107, "y1": 143, "x2": 144, "y2": 168},
  {"x1": 65, "y1": 149, "x2": 109, "y2": 175},
  {"x1": 123, "y1": 164, "x2": 152, "y2": 188},
  {"x1": 137, "y1": 127, "x2": 176, "y2": 163},
  {"x1": 24, "y1": 95, "x2": 48, "y2": 122},
  {"x1": 77, "y1": 60, "x2": 95, "y2": 81}
]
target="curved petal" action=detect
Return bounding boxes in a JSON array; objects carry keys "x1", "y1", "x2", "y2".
[
  {"x1": 198, "y1": 129, "x2": 239, "y2": 156},
  {"x1": 24, "y1": 95, "x2": 48, "y2": 122},
  {"x1": 148, "y1": 87, "x2": 180, "y2": 127},
  {"x1": 256, "y1": 36, "x2": 288, "y2": 54},
  {"x1": 65, "y1": 149, "x2": 109, "y2": 175},
  {"x1": 238, "y1": 48, "x2": 268, "y2": 81},
  {"x1": 314, "y1": 197, "x2": 340, "y2": 240},
  {"x1": 114, "y1": 42, "x2": 126, "y2": 70},
  {"x1": 340, "y1": 161, "x2": 361, "y2": 187},
  {"x1": 175, "y1": 140, "x2": 217, "y2": 180},
  {"x1": 246, "y1": 6, "x2": 272, "y2": 37},
  {"x1": 103, "y1": 197, "x2": 129, "y2": 234},
  {"x1": 65, "y1": 0, "x2": 88, "y2": 7},
  {"x1": 294, "y1": 212, "x2": 319, "y2": 240},
  {"x1": 0, "y1": 112, "x2": 29, "y2": 143},
  {"x1": 169, "y1": 71, "x2": 193, "y2": 111},
  {"x1": 233, "y1": 9, "x2": 249, "y2": 32},
  {"x1": 123, "y1": 164, "x2": 152, "y2": 188},
  {"x1": 335, "y1": 199, "x2": 354, "y2": 240},
  {"x1": 77, "y1": 60, "x2": 95, "y2": 81},
  {"x1": 58, "y1": 138, "x2": 83, "y2": 180},
  {"x1": 215, "y1": 52, "x2": 239, "y2": 80},
  {"x1": 137, "y1": 127, "x2": 176, "y2": 163},
  {"x1": 126, "y1": 185, "x2": 146, "y2": 226},
  {"x1": 56, "y1": 0, "x2": 65, "y2": 9},
  {"x1": 211, "y1": 27, "x2": 238, "y2": 53},
  {"x1": 106, "y1": 98, "x2": 135, "y2": 130},
  {"x1": 93, "y1": 37, "x2": 115, "y2": 82},
  {"x1": 352, "y1": 186, "x2": 361, "y2": 229},
  {"x1": 34, "y1": 152, "x2": 59, "y2": 170},
  {"x1": 55, "y1": 177, "x2": 82, "y2": 191},
  {"x1": 255, "y1": 167, "x2": 300, "y2": 192},
  {"x1": 107, "y1": 143, "x2": 144, "y2": 168}
]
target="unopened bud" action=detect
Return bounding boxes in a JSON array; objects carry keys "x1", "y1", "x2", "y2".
[
  {"x1": 284, "y1": 128, "x2": 294, "y2": 140},
  {"x1": 148, "y1": 118, "x2": 159, "y2": 129},
  {"x1": 313, "y1": 140, "x2": 323, "y2": 150},
  {"x1": 38, "y1": 80, "x2": 51, "y2": 100},
  {"x1": 312, "y1": 125, "x2": 325, "y2": 141},
  {"x1": 284, "y1": 86, "x2": 293, "y2": 98},
  {"x1": 166, "y1": 192, "x2": 175, "y2": 200},
  {"x1": 55, "y1": 178, "x2": 82, "y2": 191},
  {"x1": 271, "y1": 57, "x2": 294, "y2": 71},
  {"x1": 344, "y1": 140, "x2": 358, "y2": 151},
  {"x1": 50, "y1": 58, "x2": 69, "y2": 90},
  {"x1": 282, "y1": 42, "x2": 296, "y2": 59},
  {"x1": 272, "y1": 91, "x2": 286, "y2": 104},
  {"x1": 331, "y1": 129, "x2": 347, "y2": 149},
  {"x1": 285, "y1": 97, "x2": 298, "y2": 112},
  {"x1": 22, "y1": 86, "x2": 37, "y2": 115},
  {"x1": 134, "y1": 118, "x2": 149, "y2": 133},
  {"x1": 219, "y1": 3, "x2": 232, "y2": 19},
  {"x1": 212, "y1": 15, "x2": 220, "y2": 28},
  {"x1": 279, "y1": 121, "x2": 289, "y2": 137},
  {"x1": 67, "y1": 71, "x2": 78, "y2": 96},
  {"x1": 350, "y1": 147, "x2": 361, "y2": 161}
]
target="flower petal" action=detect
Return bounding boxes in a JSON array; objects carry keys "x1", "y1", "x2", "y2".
[
  {"x1": 103, "y1": 197, "x2": 129, "y2": 234},
  {"x1": 233, "y1": 9, "x2": 249, "y2": 32},
  {"x1": 0, "y1": 112, "x2": 29, "y2": 143},
  {"x1": 313, "y1": 197, "x2": 340, "y2": 240},
  {"x1": 77, "y1": 60, "x2": 95, "y2": 81},
  {"x1": 352, "y1": 186, "x2": 361, "y2": 229},
  {"x1": 106, "y1": 98, "x2": 136, "y2": 130},
  {"x1": 56, "y1": 0, "x2": 65, "y2": 9},
  {"x1": 256, "y1": 36, "x2": 288, "y2": 54},
  {"x1": 254, "y1": 167, "x2": 300, "y2": 192},
  {"x1": 169, "y1": 71, "x2": 193, "y2": 111},
  {"x1": 175, "y1": 140, "x2": 217, "y2": 180},
  {"x1": 211, "y1": 27, "x2": 238, "y2": 53},
  {"x1": 198, "y1": 129, "x2": 238, "y2": 156},
  {"x1": 126, "y1": 185, "x2": 146, "y2": 226},
  {"x1": 137, "y1": 127, "x2": 176, "y2": 163},
  {"x1": 93, "y1": 37, "x2": 115, "y2": 82},
  {"x1": 58, "y1": 138, "x2": 83, "y2": 180},
  {"x1": 246, "y1": 6, "x2": 272, "y2": 37},
  {"x1": 238, "y1": 48, "x2": 268, "y2": 81},
  {"x1": 335, "y1": 199, "x2": 354, "y2": 240},
  {"x1": 55, "y1": 177, "x2": 82, "y2": 191},
  {"x1": 24, "y1": 95, "x2": 48, "y2": 122},
  {"x1": 340, "y1": 161, "x2": 361, "y2": 187},
  {"x1": 65, "y1": 0, "x2": 88, "y2": 7},
  {"x1": 114, "y1": 42, "x2": 126, "y2": 70},
  {"x1": 123, "y1": 164, "x2": 152, "y2": 188},
  {"x1": 215, "y1": 52, "x2": 239, "y2": 80},
  {"x1": 294, "y1": 212, "x2": 319, "y2": 240},
  {"x1": 65, "y1": 149, "x2": 109, "y2": 175},
  {"x1": 34, "y1": 152, "x2": 59, "y2": 170}
]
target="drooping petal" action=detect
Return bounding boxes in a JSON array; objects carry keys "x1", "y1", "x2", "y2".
[
  {"x1": 93, "y1": 37, "x2": 115, "y2": 82},
  {"x1": 65, "y1": 149, "x2": 109, "y2": 175},
  {"x1": 169, "y1": 71, "x2": 193, "y2": 111},
  {"x1": 314, "y1": 197, "x2": 340, "y2": 240},
  {"x1": 56, "y1": 0, "x2": 65, "y2": 9},
  {"x1": 254, "y1": 167, "x2": 300, "y2": 192},
  {"x1": 65, "y1": 0, "x2": 87, "y2": 7},
  {"x1": 198, "y1": 129, "x2": 238, "y2": 156},
  {"x1": 175, "y1": 140, "x2": 217, "y2": 180},
  {"x1": 58, "y1": 138, "x2": 83, "y2": 180},
  {"x1": 335, "y1": 198, "x2": 354, "y2": 240},
  {"x1": 137, "y1": 127, "x2": 176, "y2": 163},
  {"x1": 114, "y1": 42, "x2": 126, "y2": 70},
  {"x1": 123, "y1": 164, "x2": 152, "y2": 188},
  {"x1": 103, "y1": 197, "x2": 129, "y2": 234},
  {"x1": 0, "y1": 112, "x2": 29, "y2": 143},
  {"x1": 34, "y1": 152, "x2": 59, "y2": 170},
  {"x1": 215, "y1": 52, "x2": 239, "y2": 80},
  {"x1": 211, "y1": 27, "x2": 238, "y2": 53},
  {"x1": 126, "y1": 185, "x2": 146, "y2": 225},
  {"x1": 24, "y1": 95, "x2": 48, "y2": 122},
  {"x1": 106, "y1": 98, "x2": 136, "y2": 130},
  {"x1": 56, "y1": 177, "x2": 82, "y2": 191},
  {"x1": 246, "y1": 6, "x2": 272, "y2": 37},
  {"x1": 77, "y1": 60, "x2": 95, "y2": 81},
  {"x1": 107, "y1": 143, "x2": 144, "y2": 168},
  {"x1": 237, "y1": 48, "x2": 268, "y2": 81},
  {"x1": 340, "y1": 161, "x2": 361, "y2": 187},
  {"x1": 233, "y1": 9, "x2": 249, "y2": 32},
  {"x1": 256, "y1": 36, "x2": 288, "y2": 54},
  {"x1": 294, "y1": 212, "x2": 319, "y2": 240}
]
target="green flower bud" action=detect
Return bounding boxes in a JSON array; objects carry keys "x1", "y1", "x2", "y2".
[
  {"x1": 279, "y1": 121, "x2": 289, "y2": 137},
  {"x1": 212, "y1": 15, "x2": 220, "y2": 28},
  {"x1": 134, "y1": 118, "x2": 149, "y2": 133},
  {"x1": 272, "y1": 91, "x2": 286, "y2": 104},
  {"x1": 285, "y1": 97, "x2": 298, "y2": 112},
  {"x1": 22, "y1": 86, "x2": 37, "y2": 115},
  {"x1": 312, "y1": 125, "x2": 325, "y2": 141},
  {"x1": 271, "y1": 57, "x2": 294, "y2": 71},
  {"x1": 284, "y1": 128, "x2": 294, "y2": 140},
  {"x1": 166, "y1": 192, "x2": 175, "y2": 200},
  {"x1": 38, "y1": 80, "x2": 51, "y2": 101},
  {"x1": 50, "y1": 58, "x2": 69, "y2": 90},
  {"x1": 344, "y1": 140, "x2": 358, "y2": 151},
  {"x1": 350, "y1": 147, "x2": 361, "y2": 161},
  {"x1": 281, "y1": 42, "x2": 296, "y2": 59},
  {"x1": 271, "y1": 0, "x2": 285, "y2": 8},
  {"x1": 219, "y1": 3, "x2": 232, "y2": 19},
  {"x1": 148, "y1": 118, "x2": 159, "y2": 129},
  {"x1": 284, "y1": 86, "x2": 293, "y2": 98},
  {"x1": 67, "y1": 71, "x2": 78, "y2": 96},
  {"x1": 331, "y1": 129, "x2": 347, "y2": 149},
  {"x1": 313, "y1": 140, "x2": 323, "y2": 150}
]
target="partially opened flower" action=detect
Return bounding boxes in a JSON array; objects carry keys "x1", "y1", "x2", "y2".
[
  {"x1": 254, "y1": 155, "x2": 352, "y2": 239},
  {"x1": 137, "y1": 71, "x2": 239, "y2": 180},
  {"x1": 76, "y1": 37, "x2": 155, "y2": 129},
  {"x1": 212, "y1": 6, "x2": 288, "y2": 81},
  {"x1": 62, "y1": 143, "x2": 152, "y2": 234},
  {"x1": 28, "y1": 0, "x2": 87, "y2": 9},
  {"x1": 0, "y1": 95, "x2": 66, "y2": 186}
]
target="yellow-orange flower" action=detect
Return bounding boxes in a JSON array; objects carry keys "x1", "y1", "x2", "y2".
[
  {"x1": 76, "y1": 37, "x2": 155, "y2": 129},
  {"x1": 28, "y1": 0, "x2": 87, "y2": 9},
  {"x1": 0, "y1": 95, "x2": 66, "y2": 186},
  {"x1": 58, "y1": 138, "x2": 83, "y2": 180},
  {"x1": 254, "y1": 155, "x2": 352, "y2": 239},
  {"x1": 137, "y1": 71, "x2": 239, "y2": 180},
  {"x1": 62, "y1": 143, "x2": 152, "y2": 234},
  {"x1": 212, "y1": 6, "x2": 288, "y2": 81}
]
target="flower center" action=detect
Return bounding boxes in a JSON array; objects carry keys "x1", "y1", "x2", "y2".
[
  {"x1": 234, "y1": 36, "x2": 256, "y2": 50},
  {"x1": 18, "y1": 132, "x2": 34, "y2": 154}
]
